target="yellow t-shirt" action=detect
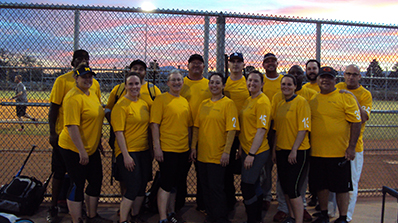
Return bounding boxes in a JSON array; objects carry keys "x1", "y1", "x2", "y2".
[
  {"x1": 273, "y1": 95, "x2": 311, "y2": 151},
  {"x1": 224, "y1": 76, "x2": 250, "y2": 112},
  {"x1": 262, "y1": 74, "x2": 283, "y2": 101},
  {"x1": 271, "y1": 87, "x2": 317, "y2": 120},
  {"x1": 111, "y1": 97, "x2": 150, "y2": 157},
  {"x1": 309, "y1": 89, "x2": 361, "y2": 157},
  {"x1": 303, "y1": 82, "x2": 320, "y2": 92},
  {"x1": 336, "y1": 82, "x2": 373, "y2": 152},
  {"x1": 194, "y1": 97, "x2": 240, "y2": 164},
  {"x1": 49, "y1": 71, "x2": 101, "y2": 135},
  {"x1": 59, "y1": 87, "x2": 105, "y2": 156},
  {"x1": 105, "y1": 82, "x2": 161, "y2": 110},
  {"x1": 239, "y1": 93, "x2": 271, "y2": 155},
  {"x1": 180, "y1": 77, "x2": 212, "y2": 121},
  {"x1": 150, "y1": 92, "x2": 192, "y2": 153}
]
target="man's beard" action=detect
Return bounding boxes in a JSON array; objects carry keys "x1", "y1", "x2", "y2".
[{"x1": 306, "y1": 73, "x2": 317, "y2": 81}]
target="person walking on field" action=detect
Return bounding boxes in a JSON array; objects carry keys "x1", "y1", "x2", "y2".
[{"x1": 10, "y1": 75, "x2": 37, "y2": 131}]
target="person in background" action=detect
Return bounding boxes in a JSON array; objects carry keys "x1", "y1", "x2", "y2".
[
  {"x1": 334, "y1": 64, "x2": 372, "y2": 222},
  {"x1": 239, "y1": 70, "x2": 271, "y2": 223},
  {"x1": 47, "y1": 49, "x2": 101, "y2": 223},
  {"x1": 260, "y1": 53, "x2": 283, "y2": 217},
  {"x1": 178, "y1": 54, "x2": 211, "y2": 213},
  {"x1": 58, "y1": 64, "x2": 110, "y2": 223},
  {"x1": 224, "y1": 52, "x2": 250, "y2": 211},
  {"x1": 272, "y1": 74, "x2": 311, "y2": 223},
  {"x1": 191, "y1": 72, "x2": 240, "y2": 223},
  {"x1": 151, "y1": 70, "x2": 192, "y2": 223},
  {"x1": 111, "y1": 72, "x2": 152, "y2": 223},
  {"x1": 10, "y1": 74, "x2": 37, "y2": 131},
  {"x1": 303, "y1": 59, "x2": 321, "y2": 93}
]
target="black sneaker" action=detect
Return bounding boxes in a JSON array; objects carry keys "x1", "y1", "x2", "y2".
[
  {"x1": 86, "y1": 214, "x2": 113, "y2": 223},
  {"x1": 312, "y1": 215, "x2": 329, "y2": 223},
  {"x1": 333, "y1": 217, "x2": 348, "y2": 223},
  {"x1": 167, "y1": 212, "x2": 186, "y2": 223},
  {"x1": 46, "y1": 206, "x2": 58, "y2": 223},
  {"x1": 282, "y1": 216, "x2": 296, "y2": 223}
]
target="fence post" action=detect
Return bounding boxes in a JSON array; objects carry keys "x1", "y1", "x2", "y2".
[
  {"x1": 216, "y1": 13, "x2": 225, "y2": 74},
  {"x1": 203, "y1": 16, "x2": 210, "y2": 77},
  {"x1": 74, "y1": 10, "x2": 80, "y2": 51},
  {"x1": 316, "y1": 22, "x2": 321, "y2": 62}
]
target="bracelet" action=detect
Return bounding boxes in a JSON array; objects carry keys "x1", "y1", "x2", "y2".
[{"x1": 248, "y1": 152, "x2": 255, "y2": 157}]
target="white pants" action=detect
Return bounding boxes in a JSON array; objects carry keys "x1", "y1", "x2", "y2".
[{"x1": 328, "y1": 151, "x2": 364, "y2": 221}]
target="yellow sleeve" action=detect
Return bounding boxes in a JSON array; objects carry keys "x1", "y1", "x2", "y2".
[
  {"x1": 49, "y1": 77, "x2": 66, "y2": 105},
  {"x1": 256, "y1": 98, "x2": 271, "y2": 129},
  {"x1": 111, "y1": 102, "x2": 127, "y2": 132},
  {"x1": 360, "y1": 90, "x2": 373, "y2": 117},
  {"x1": 105, "y1": 85, "x2": 119, "y2": 110},
  {"x1": 93, "y1": 79, "x2": 102, "y2": 102},
  {"x1": 63, "y1": 96, "x2": 81, "y2": 126},
  {"x1": 297, "y1": 98, "x2": 311, "y2": 132},
  {"x1": 343, "y1": 94, "x2": 362, "y2": 123},
  {"x1": 225, "y1": 100, "x2": 240, "y2": 131}
]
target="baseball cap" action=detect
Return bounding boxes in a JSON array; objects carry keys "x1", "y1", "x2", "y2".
[
  {"x1": 229, "y1": 52, "x2": 244, "y2": 62},
  {"x1": 319, "y1": 66, "x2": 338, "y2": 78},
  {"x1": 263, "y1": 53, "x2": 277, "y2": 61},
  {"x1": 129, "y1": 59, "x2": 147, "y2": 70},
  {"x1": 71, "y1": 49, "x2": 89, "y2": 66},
  {"x1": 188, "y1": 54, "x2": 204, "y2": 63},
  {"x1": 75, "y1": 65, "x2": 96, "y2": 77}
]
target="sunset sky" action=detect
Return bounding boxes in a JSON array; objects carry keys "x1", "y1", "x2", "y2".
[{"x1": 8, "y1": 0, "x2": 398, "y2": 25}]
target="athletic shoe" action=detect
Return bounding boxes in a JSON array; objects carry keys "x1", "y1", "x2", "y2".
[
  {"x1": 273, "y1": 211, "x2": 288, "y2": 222},
  {"x1": 312, "y1": 215, "x2": 329, "y2": 223},
  {"x1": 333, "y1": 217, "x2": 348, "y2": 223},
  {"x1": 130, "y1": 213, "x2": 147, "y2": 223},
  {"x1": 304, "y1": 209, "x2": 313, "y2": 222},
  {"x1": 167, "y1": 212, "x2": 186, "y2": 223},
  {"x1": 86, "y1": 214, "x2": 113, "y2": 223},
  {"x1": 46, "y1": 206, "x2": 58, "y2": 223}
]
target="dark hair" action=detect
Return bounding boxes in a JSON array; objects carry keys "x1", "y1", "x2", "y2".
[
  {"x1": 15, "y1": 75, "x2": 22, "y2": 81},
  {"x1": 288, "y1": 65, "x2": 304, "y2": 75},
  {"x1": 129, "y1": 59, "x2": 147, "y2": 70},
  {"x1": 247, "y1": 70, "x2": 263, "y2": 83},
  {"x1": 281, "y1": 74, "x2": 297, "y2": 86},
  {"x1": 125, "y1": 72, "x2": 142, "y2": 84},
  {"x1": 208, "y1": 72, "x2": 226, "y2": 84},
  {"x1": 306, "y1": 59, "x2": 321, "y2": 69}
]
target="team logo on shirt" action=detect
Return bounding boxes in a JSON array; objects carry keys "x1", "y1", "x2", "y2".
[{"x1": 259, "y1": 115, "x2": 267, "y2": 126}]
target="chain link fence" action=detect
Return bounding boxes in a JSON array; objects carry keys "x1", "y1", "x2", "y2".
[{"x1": 1, "y1": 3, "x2": 397, "y2": 202}]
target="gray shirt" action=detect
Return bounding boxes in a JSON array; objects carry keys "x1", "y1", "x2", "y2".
[{"x1": 15, "y1": 82, "x2": 28, "y2": 103}]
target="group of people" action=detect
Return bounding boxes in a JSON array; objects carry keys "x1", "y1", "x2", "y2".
[{"x1": 44, "y1": 49, "x2": 372, "y2": 223}]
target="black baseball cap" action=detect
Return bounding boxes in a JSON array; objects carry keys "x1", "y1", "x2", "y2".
[
  {"x1": 188, "y1": 54, "x2": 204, "y2": 63},
  {"x1": 319, "y1": 66, "x2": 338, "y2": 78},
  {"x1": 129, "y1": 59, "x2": 147, "y2": 70},
  {"x1": 75, "y1": 65, "x2": 95, "y2": 77},
  {"x1": 229, "y1": 52, "x2": 244, "y2": 62},
  {"x1": 263, "y1": 53, "x2": 277, "y2": 61},
  {"x1": 71, "y1": 49, "x2": 89, "y2": 66}
]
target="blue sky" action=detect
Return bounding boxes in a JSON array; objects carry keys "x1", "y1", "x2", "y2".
[{"x1": 7, "y1": 0, "x2": 398, "y2": 25}]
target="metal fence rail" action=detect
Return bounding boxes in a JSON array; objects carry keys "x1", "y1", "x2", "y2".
[{"x1": 1, "y1": 3, "x2": 398, "y2": 201}]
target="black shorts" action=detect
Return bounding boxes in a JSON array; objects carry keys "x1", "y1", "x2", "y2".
[
  {"x1": 116, "y1": 150, "x2": 152, "y2": 200},
  {"x1": 51, "y1": 142, "x2": 67, "y2": 180},
  {"x1": 60, "y1": 148, "x2": 103, "y2": 202},
  {"x1": 159, "y1": 151, "x2": 190, "y2": 192},
  {"x1": 276, "y1": 149, "x2": 309, "y2": 199},
  {"x1": 309, "y1": 156, "x2": 352, "y2": 193},
  {"x1": 16, "y1": 105, "x2": 26, "y2": 117}
]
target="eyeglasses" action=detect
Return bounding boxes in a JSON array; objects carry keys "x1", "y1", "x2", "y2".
[{"x1": 345, "y1": 72, "x2": 360, "y2": 77}]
